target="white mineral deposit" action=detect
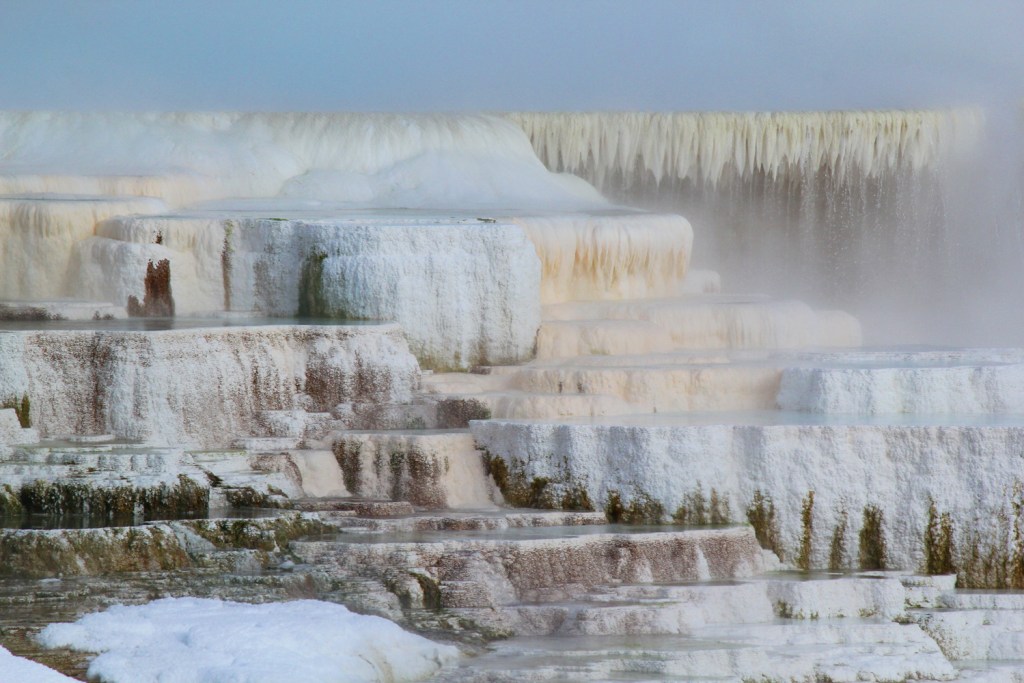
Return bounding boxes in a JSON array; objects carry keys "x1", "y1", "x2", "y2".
[{"x1": 1, "y1": 3, "x2": 1023, "y2": 682}]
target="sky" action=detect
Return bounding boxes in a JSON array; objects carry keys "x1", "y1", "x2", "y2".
[{"x1": 0, "y1": 0, "x2": 1022, "y2": 112}]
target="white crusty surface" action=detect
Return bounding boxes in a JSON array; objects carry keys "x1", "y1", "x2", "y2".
[
  {"x1": 0, "y1": 324, "x2": 419, "y2": 447},
  {"x1": 472, "y1": 414, "x2": 1024, "y2": 571}
]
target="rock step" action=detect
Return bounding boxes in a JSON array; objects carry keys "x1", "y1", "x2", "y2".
[
  {"x1": 500, "y1": 364, "x2": 781, "y2": 413},
  {"x1": 438, "y1": 640, "x2": 775, "y2": 681},
  {"x1": 591, "y1": 574, "x2": 905, "y2": 620},
  {"x1": 231, "y1": 437, "x2": 303, "y2": 451},
  {"x1": 422, "y1": 372, "x2": 510, "y2": 395},
  {"x1": 762, "y1": 575, "x2": 907, "y2": 620},
  {"x1": 191, "y1": 451, "x2": 309, "y2": 501},
  {"x1": 487, "y1": 350, "x2": 774, "y2": 371},
  {"x1": 538, "y1": 297, "x2": 861, "y2": 353},
  {"x1": 469, "y1": 417, "x2": 1024, "y2": 571},
  {"x1": 289, "y1": 497, "x2": 416, "y2": 517},
  {"x1": 0, "y1": 451, "x2": 190, "y2": 476},
  {"x1": 489, "y1": 585, "x2": 773, "y2": 638},
  {"x1": 446, "y1": 391, "x2": 635, "y2": 420},
  {"x1": 8, "y1": 443, "x2": 182, "y2": 462},
  {"x1": 914, "y1": 609, "x2": 1024, "y2": 660},
  {"x1": 292, "y1": 526, "x2": 767, "y2": 609},
  {"x1": 327, "y1": 430, "x2": 500, "y2": 509},
  {"x1": 537, "y1": 319, "x2": 677, "y2": 358},
  {"x1": 322, "y1": 510, "x2": 608, "y2": 533},
  {"x1": 952, "y1": 662, "x2": 1024, "y2": 683},
  {"x1": 899, "y1": 573, "x2": 958, "y2": 609},
  {"x1": 424, "y1": 351, "x2": 790, "y2": 419},
  {"x1": 457, "y1": 575, "x2": 908, "y2": 638},
  {"x1": 776, "y1": 361, "x2": 1024, "y2": 415},
  {"x1": 937, "y1": 592, "x2": 1024, "y2": 611}
]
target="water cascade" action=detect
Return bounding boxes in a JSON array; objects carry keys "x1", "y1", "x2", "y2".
[{"x1": 1, "y1": 110, "x2": 1023, "y2": 681}]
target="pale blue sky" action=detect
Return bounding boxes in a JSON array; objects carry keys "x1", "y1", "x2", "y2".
[{"x1": 0, "y1": 0, "x2": 1021, "y2": 111}]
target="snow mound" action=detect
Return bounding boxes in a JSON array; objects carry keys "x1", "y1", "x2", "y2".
[{"x1": 37, "y1": 597, "x2": 459, "y2": 683}]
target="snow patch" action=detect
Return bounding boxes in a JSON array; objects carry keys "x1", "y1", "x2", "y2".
[
  {"x1": 0, "y1": 646, "x2": 77, "y2": 682},
  {"x1": 37, "y1": 597, "x2": 459, "y2": 683}
]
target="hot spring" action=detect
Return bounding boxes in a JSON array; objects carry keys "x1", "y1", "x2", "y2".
[{"x1": 1, "y1": 109, "x2": 1024, "y2": 681}]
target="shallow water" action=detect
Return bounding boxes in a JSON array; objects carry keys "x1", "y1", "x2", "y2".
[
  {"x1": 501, "y1": 409, "x2": 1024, "y2": 428},
  {"x1": 0, "y1": 315, "x2": 380, "y2": 333},
  {"x1": 0, "y1": 510, "x2": 206, "y2": 530},
  {"x1": 322, "y1": 523, "x2": 741, "y2": 545}
]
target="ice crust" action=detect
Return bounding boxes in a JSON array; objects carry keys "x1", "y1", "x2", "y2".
[{"x1": 37, "y1": 597, "x2": 459, "y2": 683}]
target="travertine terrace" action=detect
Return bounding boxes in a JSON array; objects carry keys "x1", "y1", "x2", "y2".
[{"x1": 2, "y1": 110, "x2": 1024, "y2": 681}]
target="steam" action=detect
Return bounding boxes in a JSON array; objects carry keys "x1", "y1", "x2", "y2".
[{"x1": 512, "y1": 107, "x2": 1024, "y2": 346}]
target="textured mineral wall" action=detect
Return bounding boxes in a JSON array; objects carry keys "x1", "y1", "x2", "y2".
[
  {"x1": 294, "y1": 526, "x2": 767, "y2": 608},
  {"x1": 0, "y1": 324, "x2": 419, "y2": 447},
  {"x1": 472, "y1": 416, "x2": 1024, "y2": 578},
  {"x1": 69, "y1": 209, "x2": 698, "y2": 369},
  {"x1": 511, "y1": 212, "x2": 692, "y2": 304},
  {"x1": 71, "y1": 214, "x2": 542, "y2": 369},
  {"x1": 328, "y1": 430, "x2": 500, "y2": 509}
]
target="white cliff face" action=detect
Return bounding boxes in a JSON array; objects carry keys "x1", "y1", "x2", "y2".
[
  {"x1": 0, "y1": 324, "x2": 419, "y2": 448},
  {"x1": 472, "y1": 414, "x2": 1024, "y2": 573}
]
